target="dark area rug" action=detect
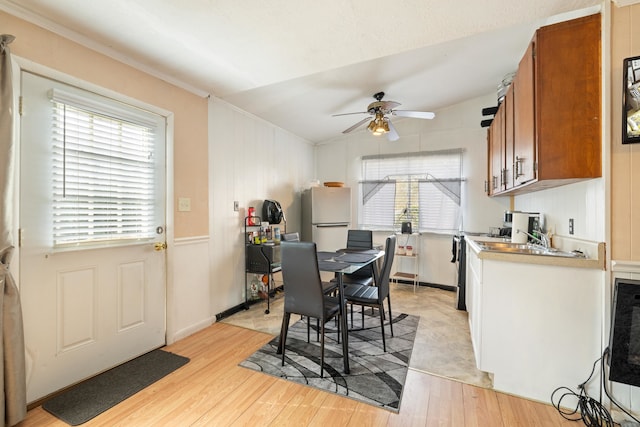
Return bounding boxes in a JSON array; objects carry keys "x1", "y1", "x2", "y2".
[
  {"x1": 240, "y1": 309, "x2": 419, "y2": 412},
  {"x1": 42, "y1": 349, "x2": 189, "y2": 425}
]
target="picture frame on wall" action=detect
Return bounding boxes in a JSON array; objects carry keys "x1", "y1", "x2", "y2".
[{"x1": 623, "y1": 55, "x2": 640, "y2": 144}]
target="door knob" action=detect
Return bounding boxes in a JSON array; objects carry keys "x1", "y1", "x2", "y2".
[{"x1": 154, "y1": 242, "x2": 167, "y2": 251}]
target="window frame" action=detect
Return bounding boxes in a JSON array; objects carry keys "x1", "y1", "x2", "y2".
[
  {"x1": 48, "y1": 87, "x2": 166, "y2": 249},
  {"x1": 358, "y1": 149, "x2": 464, "y2": 234}
]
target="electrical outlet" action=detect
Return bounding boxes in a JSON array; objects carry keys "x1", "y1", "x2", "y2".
[
  {"x1": 178, "y1": 197, "x2": 191, "y2": 212},
  {"x1": 569, "y1": 218, "x2": 574, "y2": 235},
  {"x1": 234, "y1": 201, "x2": 239, "y2": 212}
]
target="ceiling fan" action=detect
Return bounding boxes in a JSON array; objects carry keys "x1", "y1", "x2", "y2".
[{"x1": 333, "y1": 91, "x2": 435, "y2": 141}]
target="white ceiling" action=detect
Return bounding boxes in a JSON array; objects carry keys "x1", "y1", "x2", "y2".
[{"x1": 1, "y1": 0, "x2": 603, "y2": 143}]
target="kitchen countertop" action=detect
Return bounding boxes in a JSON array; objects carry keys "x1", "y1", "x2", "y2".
[{"x1": 466, "y1": 235, "x2": 606, "y2": 270}]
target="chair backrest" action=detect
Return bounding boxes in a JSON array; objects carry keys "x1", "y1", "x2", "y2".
[
  {"x1": 346, "y1": 229, "x2": 373, "y2": 250},
  {"x1": 280, "y1": 241, "x2": 324, "y2": 319},
  {"x1": 281, "y1": 232, "x2": 300, "y2": 242},
  {"x1": 377, "y1": 235, "x2": 397, "y2": 300},
  {"x1": 346, "y1": 229, "x2": 374, "y2": 277}
]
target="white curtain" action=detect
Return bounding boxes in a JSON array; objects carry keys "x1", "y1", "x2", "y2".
[{"x1": 0, "y1": 34, "x2": 26, "y2": 426}]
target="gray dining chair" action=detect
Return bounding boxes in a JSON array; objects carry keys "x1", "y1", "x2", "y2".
[
  {"x1": 283, "y1": 230, "x2": 338, "y2": 295},
  {"x1": 331, "y1": 229, "x2": 375, "y2": 287},
  {"x1": 280, "y1": 236, "x2": 337, "y2": 342},
  {"x1": 343, "y1": 234, "x2": 396, "y2": 352},
  {"x1": 277, "y1": 241, "x2": 344, "y2": 378},
  {"x1": 281, "y1": 232, "x2": 300, "y2": 242}
]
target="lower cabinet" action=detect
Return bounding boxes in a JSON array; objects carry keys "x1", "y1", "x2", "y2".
[{"x1": 465, "y1": 243, "x2": 603, "y2": 402}]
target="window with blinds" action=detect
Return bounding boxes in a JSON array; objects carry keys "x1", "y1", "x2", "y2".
[
  {"x1": 50, "y1": 89, "x2": 161, "y2": 247},
  {"x1": 359, "y1": 150, "x2": 463, "y2": 234}
]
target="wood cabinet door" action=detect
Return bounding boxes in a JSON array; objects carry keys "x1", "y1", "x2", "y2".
[
  {"x1": 488, "y1": 104, "x2": 505, "y2": 194},
  {"x1": 504, "y1": 85, "x2": 515, "y2": 190},
  {"x1": 535, "y1": 14, "x2": 601, "y2": 180},
  {"x1": 513, "y1": 40, "x2": 536, "y2": 185}
]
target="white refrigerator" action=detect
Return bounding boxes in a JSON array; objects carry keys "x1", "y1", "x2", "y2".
[{"x1": 301, "y1": 186, "x2": 351, "y2": 251}]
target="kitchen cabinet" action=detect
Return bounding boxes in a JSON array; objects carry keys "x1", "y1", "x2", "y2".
[
  {"x1": 487, "y1": 101, "x2": 504, "y2": 195},
  {"x1": 487, "y1": 85, "x2": 514, "y2": 195},
  {"x1": 465, "y1": 240, "x2": 603, "y2": 403},
  {"x1": 465, "y1": 239, "x2": 483, "y2": 365},
  {"x1": 487, "y1": 14, "x2": 601, "y2": 196},
  {"x1": 513, "y1": 41, "x2": 535, "y2": 186}
]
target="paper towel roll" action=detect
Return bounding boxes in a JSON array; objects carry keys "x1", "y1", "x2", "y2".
[{"x1": 511, "y1": 213, "x2": 529, "y2": 243}]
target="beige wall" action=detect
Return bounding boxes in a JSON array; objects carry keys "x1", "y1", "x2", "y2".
[
  {"x1": 611, "y1": 5, "x2": 640, "y2": 260},
  {"x1": 0, "y1": 10, "x2": 209, "y2": 238}
]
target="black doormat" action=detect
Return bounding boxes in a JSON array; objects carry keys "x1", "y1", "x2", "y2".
[
  {"x1": 42, "y1": 349, "x2": 189, "y2": 425},
  {"x1": 240, "y1": 310, "x2": 419, "y2": 412}
]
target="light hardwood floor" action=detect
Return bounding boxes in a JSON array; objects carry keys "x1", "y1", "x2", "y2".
[
  {"x1": 223, "y1": 283, "x2": 492, "y2": 388},
  {"x1": 18, "y1": 320, "x2": 576, "y2": 426}
]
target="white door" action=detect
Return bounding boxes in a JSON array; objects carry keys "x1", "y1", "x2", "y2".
[{"x1": 19, "y1": 71, "x2": 167, "y2": 402}]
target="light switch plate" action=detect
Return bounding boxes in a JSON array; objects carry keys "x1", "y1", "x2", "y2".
[
  {"x1": 178, "y1": 197, "x2": 191, "y2": 212},
  {"x1": 234, "y1": 201, "x2": 239, "y2": 212}
]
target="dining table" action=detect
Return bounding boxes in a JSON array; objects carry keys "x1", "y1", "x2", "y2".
[{"x1": 316, "y1": 248, "x2": 385, "y2": 374}]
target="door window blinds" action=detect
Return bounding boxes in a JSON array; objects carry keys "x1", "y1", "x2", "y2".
[
  {"x1": 360, "y1": 150, "x2": 463, "y2": 233},
  {"x1": 49, "y1": 89, "x2": 161, "y2": 247}
]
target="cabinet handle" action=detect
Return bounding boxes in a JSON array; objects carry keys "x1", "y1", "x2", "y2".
[
  {"x1": 515, "y1": 156, "x2": 524, "y2": 178},
  {"x1": 484, "y1": 180, "x2": 489, "y2": 193},
  {"x1": 492, "y1": 175, "x2": 498, "y2": 190}
]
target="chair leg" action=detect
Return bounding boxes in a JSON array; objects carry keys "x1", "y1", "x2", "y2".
[
  {"x1": 387, "y1": 296, "x2": 394, "y2": 337},
  {"x1": 278, "y1": 312, "x2": 291, "y2": 365},
  {"x1": 320, "y1": 320, "x2": 325, "y2": 378},
  {"x1": 350, "y1": 303, "x2": 354, "y2": 328},
  {"x1": 378, "y1": 304, "x2": 386, "y2": 352}
]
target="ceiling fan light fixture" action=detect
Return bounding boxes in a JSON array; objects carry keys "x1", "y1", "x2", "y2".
[
  {"x1": 373, "y1": 117, "x2": 386, "y2": 134},
  {"x1": 335, "y1": 92, "x2": 434, "y2": 139}
]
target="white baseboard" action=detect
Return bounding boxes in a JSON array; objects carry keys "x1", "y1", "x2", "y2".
[{"x1": 167, "y1": 317, "x2": 216, "y2": 345}]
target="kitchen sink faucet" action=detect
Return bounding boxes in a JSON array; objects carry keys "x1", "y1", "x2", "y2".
[{"x1": 515, "y1": 229, "x2": 551, "y2": 248}]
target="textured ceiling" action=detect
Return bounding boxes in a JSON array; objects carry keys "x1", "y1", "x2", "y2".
[{"x1": 1, "y1": 0, "x2": 603, "y2": 142}]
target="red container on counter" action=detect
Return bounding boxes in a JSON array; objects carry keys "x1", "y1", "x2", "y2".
[{"x1": 248, "y1": 207, "x2": 256, "y2": 225}]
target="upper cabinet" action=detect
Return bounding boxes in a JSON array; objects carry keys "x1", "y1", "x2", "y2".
[{"x1": 487, "y1": 14, "x2": 601, "y2": 196}]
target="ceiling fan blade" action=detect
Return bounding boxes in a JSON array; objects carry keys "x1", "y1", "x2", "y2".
[
  {"x1": 381, "y1": 100, "x2": 401, "y2": 110},
  {"x1": 332, "y1": 111, "x2": 368, "y2": 117},
  {"x1": 392, "y1": 110, "x2": 435, "y2": 119},
  {"x1": 342, "y1": 117, "x2": 371, "y2": 134},
  {"x1": 386, "y1": 120, "x2": 400, "y2": 141}
]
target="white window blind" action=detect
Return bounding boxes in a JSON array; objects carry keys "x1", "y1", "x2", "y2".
[
  {"x1": 360, "y1": 150, "x2": 463, "y2": 234},
  {"x1": 49, "y1": 89, "x2": 160, "y2": 247}
]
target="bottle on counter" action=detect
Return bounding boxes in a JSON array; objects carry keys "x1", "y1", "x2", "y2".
[{"x1": 250, "y1": 275, "x2": 260, "y2": 299}]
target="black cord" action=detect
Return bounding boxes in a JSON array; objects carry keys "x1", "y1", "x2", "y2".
[{"x1": 551, "y1": 355, "x2": 615, "y2": 426}]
